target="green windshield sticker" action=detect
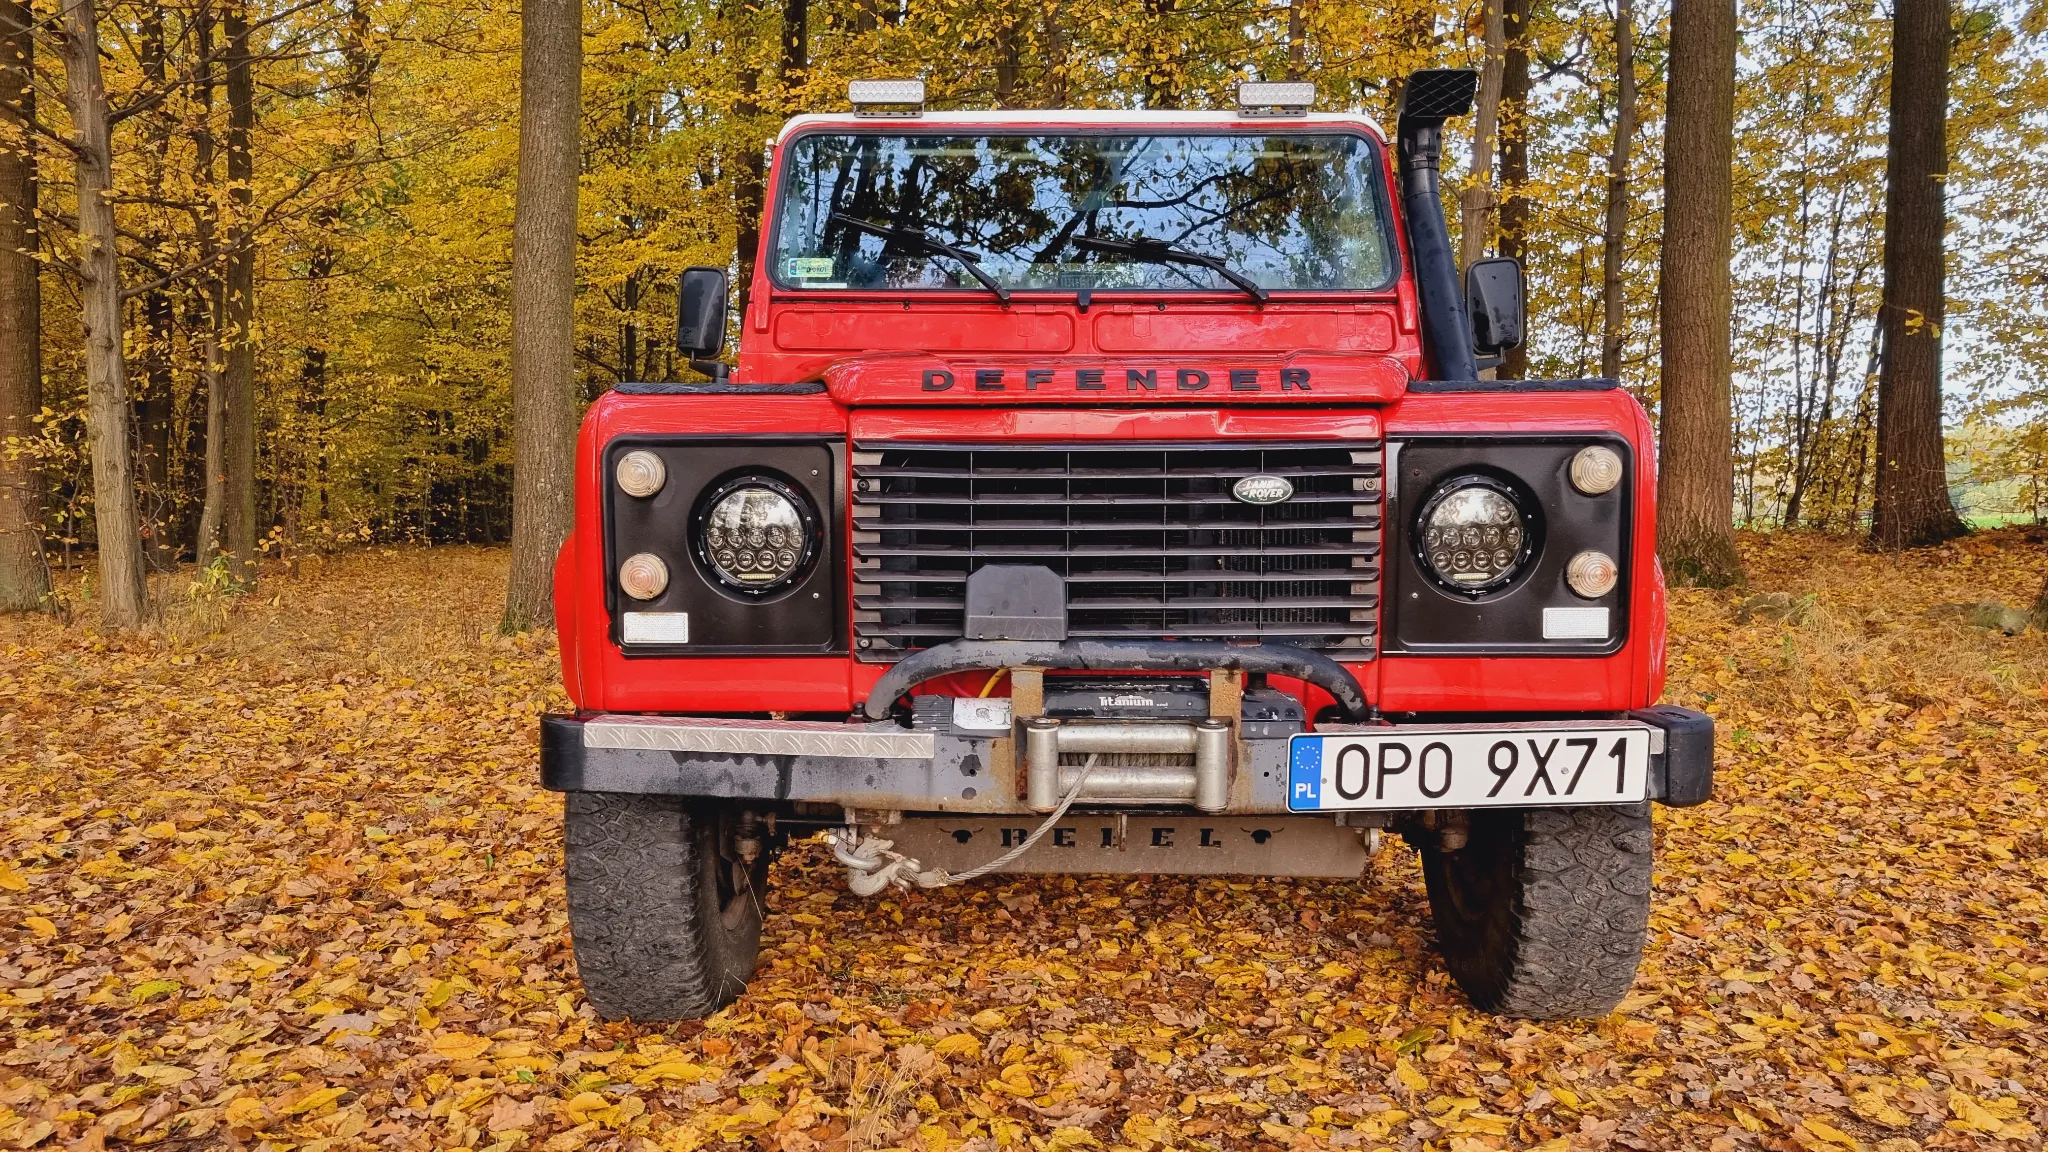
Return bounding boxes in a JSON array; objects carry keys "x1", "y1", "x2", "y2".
[{"x1": 786, "y1": 257, "x2": 836, "y2": 280}]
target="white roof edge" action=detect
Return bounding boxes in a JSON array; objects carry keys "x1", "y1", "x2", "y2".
[{"x1": 773, "y1": 110, "x2": 1388, "y2": 146}]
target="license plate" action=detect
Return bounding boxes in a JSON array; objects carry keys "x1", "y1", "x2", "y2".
[{"x1": 1288, "y1": 725, "x2": 1651, "y2": 811}]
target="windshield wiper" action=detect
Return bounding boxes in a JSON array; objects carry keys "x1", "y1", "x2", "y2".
[
  {"x1": 829, "y1": 213, "x2": 1011, "y2": 302},
  {"x1": 1069, "y1": 234, "x2": 1269, "y2": 303}
]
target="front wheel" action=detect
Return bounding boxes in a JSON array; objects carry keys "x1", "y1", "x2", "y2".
[
  {"x1": 1421, "y1": 805, "x2": 1652, "y2": 1019},
  {"x1": 563, "y1": 794, "x2": 770, "y2": 1021}
]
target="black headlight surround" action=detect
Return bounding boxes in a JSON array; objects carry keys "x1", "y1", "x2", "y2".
[
  {"x1": 600, "y1": 436, "x2": 845, "y2": 655},
  {"x1": 1410, "y1": 470, "x2": 1544, "y2": 598},
  {"x1": 690, "y1": 470, "x2": 823, "y2": 600},
  {"x1": 1384, "y1": 436, "x2": 1631, "y2": 656}
]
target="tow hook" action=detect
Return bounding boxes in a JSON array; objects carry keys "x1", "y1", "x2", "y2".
[
  {"x1": 734, "y1": 810, "x2": 764, "y2": 866},
  {"x1": 828, "y1": 755, "x2": 1102, "y2": 894},
  {"x1": 1408, "y1": 810, "x2": 1470, "y2": 853}
]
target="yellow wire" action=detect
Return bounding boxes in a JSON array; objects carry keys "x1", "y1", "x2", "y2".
[{"x1": 977, "y1": 668, "x2": 1008, "y2": 697}]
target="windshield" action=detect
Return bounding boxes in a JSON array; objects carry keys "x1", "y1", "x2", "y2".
[{"x1": 770, "y1": 132, "x2": 1398, "y2": 294}]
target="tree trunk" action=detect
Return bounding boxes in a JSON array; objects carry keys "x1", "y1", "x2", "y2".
[
  {"x1": 195, "y1": 294, "x2": 226, "y2": 561},
  {"x1": 191, "y1": 0, "x2": 225, "y2": 562},
  {"x1": 138, "y1": 292, "x2": 176, "y2": 567},
  {"x1": 502, "y1": 0, "x2": 582, "y2": 630},
  {"x1": 0, "y1": 0, "x2": 48, "y2": 610},
  {"x1": 1871, "y1": 0, "x2": 1966, "y2": 549},
  {"x1": 731, "y1": 0, "x2": 765, "y2": 324},
  {"x1": 780, "y1": 0, "x2": 807, "y2": 95},
  {"x1": 1142, "y1": 0, "x2": 1180, "y2": 109},
  {"x1": 1287, "y1": 0, "x2": 1308, "y2": 76},
  {"x1": 1497, "y1": 0, "x2": 1531, "y2": 379},
  {"x1": 1042, "y1": 3, "x2": 1069, "y2": 106},
  {"x1": 1599, "y1": 0, "x2": 1636, "y2": 380},
  {"x1": 59, "y1": 0, "x2": 149, "y2": 627},
  {"x1": 222, "y1": 0, "x2": 258, "y2": 582},
  {"x1": 1460, "y1": 0, "x2": 1504, "y2": 273},
  {"x1": 136, "y1": 6, "x2": 176, "y2": 570},
  {"x1": 993, "y1": 18, "x2": 1021, "y2": 107},
  {"x1": 1655, "y1": 0, "x2": 1743, "y2": 586}
]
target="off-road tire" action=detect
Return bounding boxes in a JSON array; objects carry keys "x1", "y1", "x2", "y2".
[
  {"x1": 564, "y1": 794, "x2": 769, "y2": 1021},
  {"x1": 1421, "y1": 805, "x2": 1652, "y2": 1019}
]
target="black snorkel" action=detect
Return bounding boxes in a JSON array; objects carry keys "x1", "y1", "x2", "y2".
[{"x1": 1395, "y1": 69, "x2": 1481, "y2": 382}]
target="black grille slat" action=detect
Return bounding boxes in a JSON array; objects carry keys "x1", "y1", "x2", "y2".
[
  {"x1": 854, "y1": 544, "x2": 1374, "y2": 558},
  {"x1": 857, "y1": 493, "x2": 1371, "y2": 505},
  {"x1": 851, "y1": 441, "x2": 1383, "y2": 659},
  {"x1": 856, "y1": 516, "x2": 1376, "y2": 531}
]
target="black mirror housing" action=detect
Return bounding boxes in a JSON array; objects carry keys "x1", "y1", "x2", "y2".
[
  {"x1": 676, "y1": 266, "x2": 730, "y2": 358},
  {"x1": 1466, "y1": 257, "x2": 1526, "y2": 354}
]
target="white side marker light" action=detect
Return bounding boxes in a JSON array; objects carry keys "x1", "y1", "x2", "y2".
[
  {"x1": 1566, "y1": 550, "x2": 1620, "y2": 598},
  {"x1": 618, "y1": 552, "x2": 670, "y2": 600},
  {"x1": 1570, "y1": 445, "x2": 1624, "y2": 495},
  {"x1": 615, "y1": 450, "x2": 667, "y2": 498}
]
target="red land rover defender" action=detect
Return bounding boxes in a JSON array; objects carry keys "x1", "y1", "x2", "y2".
[{"x1": 541, "y1": 71, "x2": 1714, "y2": 1022}]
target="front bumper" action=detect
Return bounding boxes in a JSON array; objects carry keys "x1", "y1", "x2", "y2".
[{"x1": 538, "y1": 703, "x2": 1715, "y2": 814}]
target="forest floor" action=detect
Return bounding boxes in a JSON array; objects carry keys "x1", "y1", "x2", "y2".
[{"x1": 0, "y1": 531, "x2": 2043, "y2": 1152}]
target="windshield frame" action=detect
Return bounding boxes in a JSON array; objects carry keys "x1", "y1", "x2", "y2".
[{"x1": 763, "y1": 124, "x2": 1404, "y2": 300}]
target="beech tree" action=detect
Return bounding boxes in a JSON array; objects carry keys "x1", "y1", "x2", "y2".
[
  {"x1": 502, "y1": 0, "x2": 583, "y2": 631},
  {"x1": 1600, "y1": 0, "x2": 1638, "y2": 381},
  {"x1": 1657, "y1": 0, "x2": 1744, "y2": 586},
  {"x1": 1459, "y1": 0, "x2": 1505, "y2": 275},
  {"x1": 58, "y1": 0, "x2": 150, "y2": 626},
  {"x1": 221, "y1": 0, "x2": 258, "y2": 580},
  {"x1": 1496, "y1": 0, "x2": 1531, "y2": 380},
  {"x1": 1871, "y1": 0, "x2": 1967, "y2": 549},
  {"x1": 0, "y1": 0, "x2": 46, "y2": 610}
]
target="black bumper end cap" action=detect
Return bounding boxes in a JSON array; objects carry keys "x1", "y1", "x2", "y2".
[
  {"x1": 540, "y1": 713, "x2": 589, "y2": 792},
  {"x1": 1630, "y1": 704, "x2": 1714, "y2": 807}
]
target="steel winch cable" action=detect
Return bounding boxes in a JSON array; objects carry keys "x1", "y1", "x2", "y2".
[{"x1": 827, "y1": 754, "x2": 1099, "y2": 894}]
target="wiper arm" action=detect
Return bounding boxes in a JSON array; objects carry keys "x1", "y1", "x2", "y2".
[
  {"x1": 1069, "y1": 234, "x2": 1269, "y2": 303},
  {"x1": 829, "y1": 213, "x2": 1011, "y2": 303}
]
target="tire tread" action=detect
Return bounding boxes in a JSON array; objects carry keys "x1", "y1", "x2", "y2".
[
  {"x1": 564, "y1": 793, "x2": 746, "y2": 1021},
  {"x1": 1425, "y1": 806, "x2": 1652, "y2": 1019}
]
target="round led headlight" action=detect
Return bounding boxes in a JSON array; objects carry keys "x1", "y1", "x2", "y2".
[
  {"x1": 618, "y1": 552, "x2": 669, "y2": 600},
  {"x1": 1566, "y1": 550, "x2": 1620, "y2": 598},
  {"x1": 615, "y1": 450, "x2": 667, "y2": 498},
  {"x1": 695, "y1": 475, "x2": 818, "y2": 595},
  {"x1": 1417, "y1": 477, "x2": 1535, "y2": 594},
  {"x1": 1569, "y1": 445, "x2": 1624, "y2": 495}
]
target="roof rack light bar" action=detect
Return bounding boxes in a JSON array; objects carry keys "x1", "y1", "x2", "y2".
[
  {"x1": 849, "y1": 79, "x2": 925, "y2": 118},
  {"x1": 1237, "y1": 81, "x2": 1315, "y2": 117}
]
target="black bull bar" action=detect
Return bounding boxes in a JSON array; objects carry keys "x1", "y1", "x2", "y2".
[{"x1": 860, "y1": 639, "x2": 1369, "y2": 720}]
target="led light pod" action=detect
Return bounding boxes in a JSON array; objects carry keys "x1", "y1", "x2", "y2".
[
  {"x1": 848, "y1": 79, "x2": 925, "y2": 116},
  {"x1": 1565, "y1": 550, "x2": 1620, "y2": 598},
  {"x1": 615, "y1": 450, "x2": 667, "y2": 498},
  {"x1": 618, "y1": 552, "x2": 670, "y2": 600},
  {"x1": 1416, "y1": 476, "x2": 1534, "y2": 594},
  {"x1": 1237, "y1": 81, "x2": 1316, "y2": 117},
  {"x1": 695, "y1": 475, "x2": 818, "y2": 595},
  {"x1": 1569, "y1": 445, "x2": 1624, "y2": 495}
]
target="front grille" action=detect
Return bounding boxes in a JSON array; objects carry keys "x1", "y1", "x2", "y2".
[{"x1": 851, "y1": 442, "x2": 1382, "y2": 659}]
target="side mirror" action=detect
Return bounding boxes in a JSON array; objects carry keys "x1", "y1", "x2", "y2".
[
  {"x1": 1466, "y1": 257, "x2": 1525, "y2": 354},
  {"x1": 676, "y1": 266, "x2": 730, "y2": 379}
]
